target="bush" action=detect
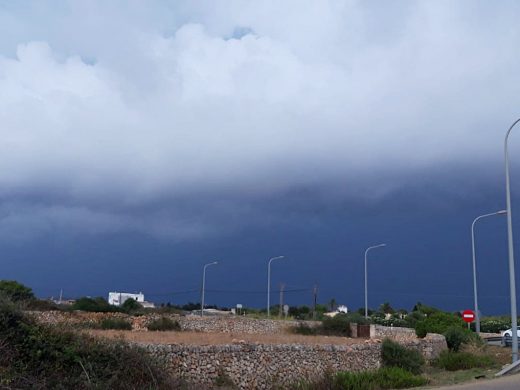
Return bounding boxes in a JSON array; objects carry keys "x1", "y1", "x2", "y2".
[
  {"x1": 480, "y1": 318, "x2": 511, "y2": 333},
  {"x1": 99, "y1": 318, "x2": 132, "y2": 330},
  {"x1": 381, "y1": 338, "x2": 424, "y2": 375},
  {"x1": 0, "y1": 280, "x2": 35, "y2": 302},
  {"x1": 291, "y1": 322, "x2": 318, "y2": 335},
  {"x1": 375, "y1": 367, "x2": 428, "y2": 388},
  {"x1": 443, "y1": 326, "x2": 471, "y2": 352},
  {"x1": 121, "y1": 298, "x2": 144, "y2": 314},
  {"x1": 72, "y1": 297, "x2": 119, "y2": 312},
  {"x1": 26, "y1": 299, "x2": 60, "y2": 311},
  {"x1": 0, "y1": 296, "x2": 179, "y2": 388},
  {"x1": 415, "y1": 312, "x2": 465, "y2": 338},
  {"x1": 297, "y1": 367, "x2": 427, "y2": 390},
  {"x1": 147, "y1": 317, "x2": 181, "y2": 331},
  {"x1": 321, "y1": 314, "x2": 352, "y2": 336},
  {"x1": 434, "y1": 350, "x2": 494, "y2": 371}
]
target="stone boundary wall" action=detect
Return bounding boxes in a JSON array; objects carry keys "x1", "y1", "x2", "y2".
[
  {"x1": 27, "y1": 311, "x2": 321, "y2": 334},
  {"x1": 145, "y1": 334, "x2": 446, "y2": 389}
]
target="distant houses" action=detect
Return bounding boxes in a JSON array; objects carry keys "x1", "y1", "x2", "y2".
[{"x1": 108, "y1": 291, "x2": 155, "y2": 308}]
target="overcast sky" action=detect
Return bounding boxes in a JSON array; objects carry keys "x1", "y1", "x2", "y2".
[{"x1": 1, "y1": 1, "x2": 520, "y2": 313}]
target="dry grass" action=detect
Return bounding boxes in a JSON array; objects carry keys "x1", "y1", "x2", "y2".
[{"x1": 85, "y1": 329, "x2": 366, "y2": 346}]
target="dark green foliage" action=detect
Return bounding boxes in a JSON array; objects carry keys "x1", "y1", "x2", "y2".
[
  {"x1": 0, "y1": 280, "x2": 35, "y2": 302},
  {"x1": 288, "y1": 305, "x2": 311, "y2": 320},
  {"x1": 321, "y1": 313, "x2": 352, "y2": 336},
  {"x1": 434, "y1": 351, "x2": 494, "y2": 371},
  {"x1": 479, "y1": 317, "x2": 511, "y2": 333},
  {"x1": 412, "y1": 302, "x2": 439, "y2": 316},
  {"x1": 379, "y1": 302, "x2": 395, "y2": 314},
  {"x1": 415, "y1": 312, "x2": 465, "y2": 338},
  {"x1": 381, "y1": 338, "x2": 424, "y2": 375},
  {"x1": 291, "y1": 322, "x2": 318, "y2": 335},
  {"x1": 344, "y1": 312, "x2": 370, "y2": 325},
  {"x1": 371, "y1": 315, "x2": 408, "y2": 328},
  {"x1": 147, "y1": 317, "x2": 181, "y2": 331},
  {"x1": 72, "y1": 296, "x2": 119, "y2": 312},
  {"x1": 26, "y1": 299, "x2": 60, "y2": 311},
  {"x1": 121, "y1": 298, "x2": 143, "y2": 313},
  {"x1": 294, "y1": 367, "x2": 427, "y2": 390},
  {"x1": 99, "y1": 318, "x2": 132, "y2": 330},
  {"x1": 0, "y1": 296, "x2": 179, "y2": 389},
  {"x1": 443, "y1": 326, "x2": 471, "y2": 352}
]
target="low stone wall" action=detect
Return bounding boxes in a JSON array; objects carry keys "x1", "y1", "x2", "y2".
[
  {"x1": 144, "y1": 334, "x2": 446, "y2": 389},
  {"x1": 178, "y1": 316, "x2": 320, "y2": 334},
  {"x1": 28, "y1": 311, "x2": 320, "y2": 334}
]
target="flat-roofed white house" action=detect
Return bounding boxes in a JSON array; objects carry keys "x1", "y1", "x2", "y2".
[{"x1": 108, "y1": 292, "x2": 155, "y2": 308}]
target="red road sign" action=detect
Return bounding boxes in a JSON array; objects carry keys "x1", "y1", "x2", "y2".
[{"x1": 462, "y1": 309, "x2": 475, "y2": 323}]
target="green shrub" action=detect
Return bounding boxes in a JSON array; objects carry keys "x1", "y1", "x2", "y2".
[
  {"x1": 298, "y1": 367, "x2": 427, "y2": 390},
  {"x1": 0, "y1": 296, "x2": 179, "y2": 388},
  {"x1": 147, "y1": 317, "x2": 181, "y2": 331},
  {"x1": 26, "y1": 299, "x2": 60, "y2": 311},
  {"x1": 0, "y1": 280, "x2": 35, "y2": 302},
  {"x1": 480, "y1": 318, "x2": 511, "y2": 333},
  {"x1": 321, "y1": 314, "x2": 352, "y2": 336},
  {"x1": 121, "y1": 298, "x2": 144, "y2": 314},
  {"x1": 72, "y1": 296, "x2": 119, "y2": 312},
  {"x1": 99, "y1": 318, "x2": 132, "y2": 330},
  {"x1": 443, "y1": 326, "x2": 471, "y2": 352},
  {"x1": 375, "y1": 366, "x2": 428, "y2": 388},
  {"x1": 381, "y1": 338, "x2": 424, "y2": 375},
  {"x1": 333, "y1": 370, "x2": 377, "y2": 389},
  {"x1": 415, "y1": 312, "x2": 465, "y2": 338},
  {"x1": 434, "y1": 351, "x2": 494, "y2": 371},
  {"x1": 291, "y1": 322, "x2": 318, "y2": 335}
]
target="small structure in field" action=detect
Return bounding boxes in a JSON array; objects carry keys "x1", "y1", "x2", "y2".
[{"x1": 324, "y1": 305, "x2": 349, "y2": 318}]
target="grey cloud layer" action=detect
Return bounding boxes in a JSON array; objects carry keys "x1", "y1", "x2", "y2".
[{"x1": 0, "y1": 1, "x2": 519, "y2": 239}]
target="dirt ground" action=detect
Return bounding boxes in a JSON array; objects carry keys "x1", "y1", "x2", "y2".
[{"x1": 86, "y1": 330, "x2": 369, "y2": 346}]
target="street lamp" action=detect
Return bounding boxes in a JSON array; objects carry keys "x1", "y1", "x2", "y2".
[
  {"x1": 201, "y1": 261, "x2": 218, "y2": 317},
  {"x1": 365, "y1": 244, "x2": 386, "y2": 319},
  {"x1": 471, "y1": 210, "x2": 507, "y2": 333},
  {"x1": 267, "y1": 256, "x2": 285, "y2": 317},
  {"x1": 504, "y1": 118, "x2": 520, "y2": 363}
]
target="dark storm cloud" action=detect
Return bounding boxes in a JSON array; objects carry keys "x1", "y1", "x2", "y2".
[{"x1": 0, "y1": 1, "x2": 519, "y2": 240}]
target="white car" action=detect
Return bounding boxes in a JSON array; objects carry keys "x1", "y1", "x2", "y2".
[{"x1": 501, "y1": 327, "x2": 520, "y2": 346}]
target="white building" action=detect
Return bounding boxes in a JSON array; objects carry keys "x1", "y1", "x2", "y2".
[{"x1": 108, "y1": 292, "x2": 155, "y2": 308}]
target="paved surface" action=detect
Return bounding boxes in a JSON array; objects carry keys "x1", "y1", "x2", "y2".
[{"x1": 433, "y1": 374, "x2": 519, "y2": 389}]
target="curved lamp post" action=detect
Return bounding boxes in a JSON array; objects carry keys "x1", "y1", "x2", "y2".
[
  {"x1": 471, "y1": 210, "x2": 507, "y2": 333},
  {"x1": 267, "y1": 256, "x2": 285, "y2": 317},
  {"x1": 505, "y1": 118, "x2": 520, "y2": 362},
  {"x1": 364, "y1": 244, "x2": 386, "y2": 318},
  {"x1": 201, "y1": 261, "x2": 218, "y2": 317}
]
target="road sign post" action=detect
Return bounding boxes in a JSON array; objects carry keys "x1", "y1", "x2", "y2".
[{"x1": 462, "y1": 309, "x2": 476, "y2": 327}]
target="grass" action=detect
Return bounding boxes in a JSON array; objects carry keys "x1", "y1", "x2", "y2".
[{"x1": 423, "y1": 345, "x2": 508, "y2": 387}]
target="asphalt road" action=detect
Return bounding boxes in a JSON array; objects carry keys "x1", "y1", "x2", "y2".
[{"x1": 434, "y1": 374, "x2": 519, "y2": 389}]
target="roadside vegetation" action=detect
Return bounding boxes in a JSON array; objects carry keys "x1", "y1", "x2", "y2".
[{"x1": 0, "y1": 284, "x2": 183, "y2": 389}]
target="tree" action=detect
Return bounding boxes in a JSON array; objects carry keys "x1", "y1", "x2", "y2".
[
  {"x1": 0, "y1": 280, "x2": 35, "y2": 302},
  {"x1": 379, "y1": 302, "x2": 395, "y2": 314},
  {"x1": 328, "y1": 298, "x2": 337, "y2": 311},
  {"x1": 72, "y1": 297, "x2": 116, "y2": 312},
  {"x1": 121, "y1": 298, "x2": 143, "y2": 313}
]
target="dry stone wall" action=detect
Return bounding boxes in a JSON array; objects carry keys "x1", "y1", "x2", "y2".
[
  {"x1": 28, "y1": 311, "x2": 320, "y2": 333},
  {"x1": 144, "y1": 334, "x2": 446, "y2": 389}
]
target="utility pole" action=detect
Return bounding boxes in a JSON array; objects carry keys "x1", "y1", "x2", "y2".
[
  {"x1": 279, "y1": 283, "x2": 285, "y2": 318},
  {"x1": 59, "y1": 289, "x2": 63, "y2": 305},
  {"x1": 312, "y1": 284, "x2": 318, "y2": 320}
]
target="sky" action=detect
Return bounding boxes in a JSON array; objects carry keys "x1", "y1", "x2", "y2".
[{"x1": 1, "y1": 0, "x2": 520, "y2": 315}]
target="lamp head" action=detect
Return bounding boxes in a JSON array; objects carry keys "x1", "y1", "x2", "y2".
[{"x1": 497, "y1": 210, "x2": 508, "y2": 215}]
